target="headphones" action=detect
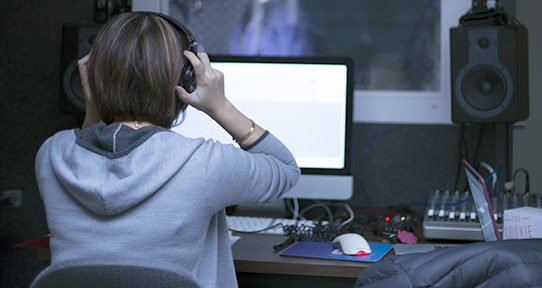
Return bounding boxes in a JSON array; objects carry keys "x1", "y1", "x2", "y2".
[{"x1": 144, "y1": 12, "x2": 198, "y2": 93}]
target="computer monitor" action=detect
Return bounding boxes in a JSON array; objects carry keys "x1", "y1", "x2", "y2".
[{"x1": 171, "y1": 55, "x2": 354, "y2": 200}]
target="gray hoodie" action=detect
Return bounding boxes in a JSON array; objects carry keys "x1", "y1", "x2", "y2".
[{"x1": 35, "y1": 122, "x2": 300, "y2": 287}]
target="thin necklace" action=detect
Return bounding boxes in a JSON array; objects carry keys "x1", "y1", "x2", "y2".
[{"x1": 134, "y1": 120, "x2": 147, "y2": 129}]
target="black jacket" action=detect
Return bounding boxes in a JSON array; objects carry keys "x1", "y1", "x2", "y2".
[{"x1": 356, "y1": 239, "x2": 542, "y2": 288}]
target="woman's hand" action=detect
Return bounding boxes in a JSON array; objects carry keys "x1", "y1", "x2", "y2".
[
  {"x1": 78, "y1": 54, "x2": 101, "y2": 128},
  {"x1": 175, "y1": 51, "x2": 264, "y2": 148},
  {"x1": 175, "y1": 51, "x2": 228, "y2": 116}
]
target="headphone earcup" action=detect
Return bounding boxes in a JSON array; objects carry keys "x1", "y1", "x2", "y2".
[
  {"x1": 179, "y1": 61, "x2": 196, "y2": 93},
  {"x1": 180, "y1": 43, "x2": 198, "y2": 92}
]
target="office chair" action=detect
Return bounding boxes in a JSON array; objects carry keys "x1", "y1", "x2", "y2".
[{"x1": 29, "y1": 257, "x2": 203, "y2": 288}]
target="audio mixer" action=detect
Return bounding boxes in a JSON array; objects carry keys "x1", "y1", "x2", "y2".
[{"x1": 423, "y1": 190, "x2": 541, "y2": 241}]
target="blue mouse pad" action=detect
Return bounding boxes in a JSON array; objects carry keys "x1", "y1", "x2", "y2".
[{"x1": 279, "y1": 240, "x2": 393, "y2": 262}]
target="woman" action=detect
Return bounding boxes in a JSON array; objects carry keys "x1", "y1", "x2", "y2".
[{"x1": 35, "y1": 12, "x2": 299, "y2": 287}]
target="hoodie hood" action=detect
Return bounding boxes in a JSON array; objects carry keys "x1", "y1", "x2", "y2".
[{"x1": 47, "y1": 123, "x2": 197, "y2": 216}]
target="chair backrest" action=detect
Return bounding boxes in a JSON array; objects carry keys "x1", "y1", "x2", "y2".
[{"x1": 29, "y1": 258, "x2": 203, "y2": 288}]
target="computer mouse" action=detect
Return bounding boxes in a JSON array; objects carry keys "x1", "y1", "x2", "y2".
[{"x1": 332, "y1": 233, "x2": 372, "y2": 256}]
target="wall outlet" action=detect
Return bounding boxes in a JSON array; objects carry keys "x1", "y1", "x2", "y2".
[{"x1": 2, "y1": 190, "x2": 23, "y2": 207}]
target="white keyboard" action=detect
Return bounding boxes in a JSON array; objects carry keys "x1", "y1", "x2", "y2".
[{"x1": 226, "y1": 215, "x2": 327, "y2": 235}]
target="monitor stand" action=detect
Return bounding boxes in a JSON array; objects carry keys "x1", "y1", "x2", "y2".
[
  {"x1": 230, "y1": 175, "x2": 353, "y2": 218},
  {"x1": 232, "y1": 199, "x2": 288, "y2": 218},
  {"x1": 281, "y1": 174, "x2": 354, "y2": 200}
]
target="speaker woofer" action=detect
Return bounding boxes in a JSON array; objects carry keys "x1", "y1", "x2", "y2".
[
  {"x1": 462, "y1": 65, "x2": 506, "y2": 111},
  {"x1": 60, "y1": 23, "x2": 101, "y2": 114},
  {"x1": 63, "y1": 60, "x2": 86, "y2": 110}
]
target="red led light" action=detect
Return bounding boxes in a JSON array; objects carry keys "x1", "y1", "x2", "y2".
[
  {"x1": 355, "y1": 251, "x2": 368, "y2": 256},
  {"x1": 384, "y1": 216, "x2": 391, "y2": 222}
]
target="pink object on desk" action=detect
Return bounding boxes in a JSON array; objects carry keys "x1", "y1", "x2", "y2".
[{"x1": 397, "y1": 230, "x2": 417, "y2": 244}]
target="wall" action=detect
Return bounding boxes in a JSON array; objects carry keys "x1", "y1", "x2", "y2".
[
  {"x1": 513, "y1": 0, "x2": 542, "y2": 194},
  {"x1": 349, "y1": 123, "x2": 494, "y2": 212},
  {"x1": 0, "y1": 2, "x2": 94, "y2": 287},
  {"x1": 0, "y1": 0, "x2": 536, "y2": 287}
]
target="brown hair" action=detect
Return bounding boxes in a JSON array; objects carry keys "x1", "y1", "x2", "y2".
[{"x1": 88, "y1": 12, "x2": 187, "y2": 128}]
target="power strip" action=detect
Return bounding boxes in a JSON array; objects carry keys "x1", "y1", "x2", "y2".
[{"x1": 1, "y1": 190, "x2": 22, "y2": 208}]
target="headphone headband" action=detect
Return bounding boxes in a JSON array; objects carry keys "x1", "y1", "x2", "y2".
[
  {"x1": 146, "y1": 12, "x2": 198, "y2": 50},
  {"x1": 140, "y1": 11, "x2": 198, "y2": 93}
]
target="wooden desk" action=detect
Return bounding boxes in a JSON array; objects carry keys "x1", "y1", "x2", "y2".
[
  {"x1": 232, "y1": 233, "x2": 392, "y2": 288},
  {"x1": 232, "y1": 233, "x2": 373, "y2": 278}
]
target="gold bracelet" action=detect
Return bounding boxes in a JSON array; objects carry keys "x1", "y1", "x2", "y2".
[{"x1": 235, "y1": 120, "x2": 255, "y2": 144}]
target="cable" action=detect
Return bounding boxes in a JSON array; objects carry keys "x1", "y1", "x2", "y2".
[
  {"x1": 298, "y1": 203, "x2": 334, "y2": 223},
  {"x1": 457, "y1": 124, "x2": 486, "y2": 192},
  {"x1": 286, "y1": 198, "x2": 299, "y2": 220},
  {"x1": 453, "y1": 124, "x2": 467, "y2": 192},
  {"x1": 338, "y1": 203, "x2": 354, "y2": 229},
  {"x1": 293, "y1": 198, "x2": 299, "y2": 220},
  {"x1": 513, "y1": 168, "x2": 530, "y2": 194},
  {"x1": 472, "y1": 124, "x2": 485, "y2": 172},
  {"x1": 480, "y1": 161, "x2": 499, "y2": 196},
  {"x1": 488, "y1": 163, "x2": 502, "y2": 197},
  {"x1": 477, "y1": 162, "x2": 502, "y2": 196},
  {"x1": 281, "y1": 222, "x2": 340, "y2": 243},
  {"x1": 479, "y1": 162, "x2": 496, "y2": 185},
  {"x1": 459, "y1": 3, "x2": 523, "y2": 28},
  {"x1": 228, "y1": 223, "x2": 283, "y2": 234}
]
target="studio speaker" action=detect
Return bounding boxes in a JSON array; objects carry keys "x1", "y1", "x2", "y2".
[
  {"x1": 60, "y1": 23, "x2": 102, "y2": 114},
  {"x1": 451, "y1": 26, "x2": 529, "y2": 123}
]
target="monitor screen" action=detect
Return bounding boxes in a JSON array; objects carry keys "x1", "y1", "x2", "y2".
[{"x1": 172, "y1": 55, "x2": 354, "y2": 200}]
